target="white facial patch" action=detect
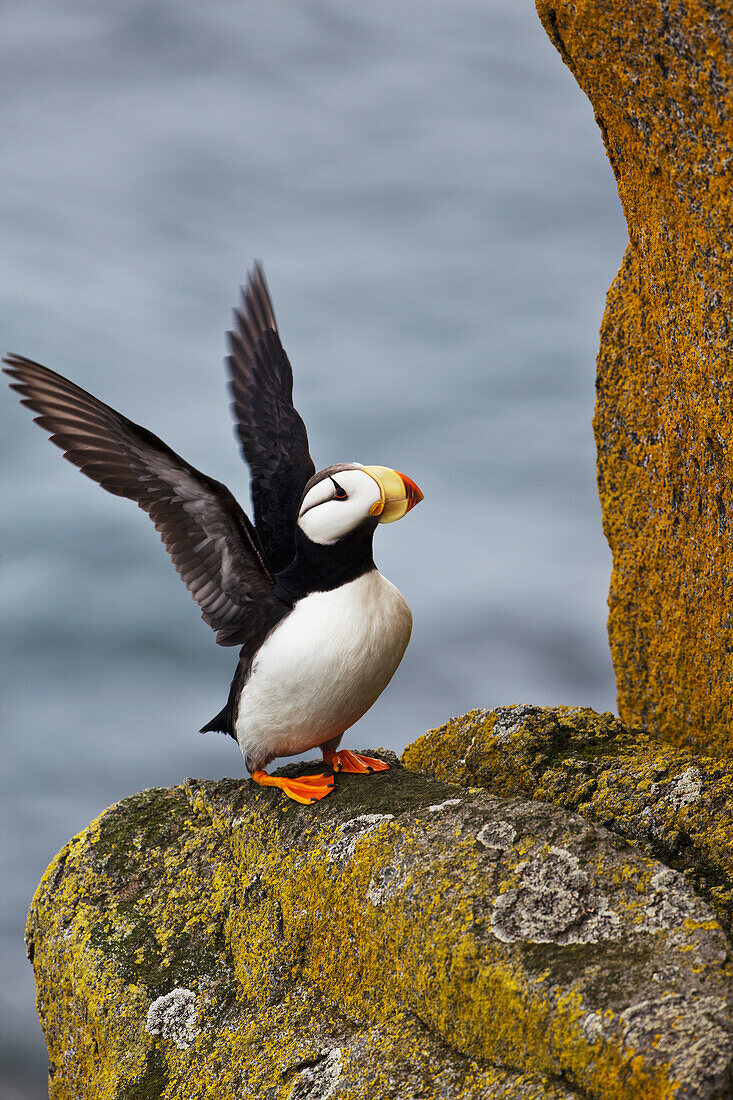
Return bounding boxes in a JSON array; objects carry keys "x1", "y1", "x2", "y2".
[{"x1": 298, "y1": 466, "x2": 382, "y2": 544}]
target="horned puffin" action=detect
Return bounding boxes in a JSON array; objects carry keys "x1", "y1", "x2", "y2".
[{"x1": 4, "y1": 264, "x2": 422, "y2": 804}]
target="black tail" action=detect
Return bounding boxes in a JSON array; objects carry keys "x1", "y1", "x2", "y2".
[{"x1": 200, "y1": 704, "x2": 236, "y2": 740}]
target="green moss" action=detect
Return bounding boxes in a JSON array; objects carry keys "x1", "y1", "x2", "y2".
[{"x1": 119, "y1": 1050, "x2": 169, "y2": 1100}]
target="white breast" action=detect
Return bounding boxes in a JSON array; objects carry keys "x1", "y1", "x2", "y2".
[{"x1": 234, "y1": 570, "x2": 412, "y2": 770}]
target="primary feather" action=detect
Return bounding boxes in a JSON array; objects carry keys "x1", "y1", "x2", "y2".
[
  {"x1": 226, "y1": 262, "x2": 315, "y2": 573},
  {"x1": 2, "y1": 353, "x2": 286, "y2": 649}
]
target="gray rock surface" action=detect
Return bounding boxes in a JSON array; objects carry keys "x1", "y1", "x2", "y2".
[{"x1": 26, "y1": 760, "x2": 733, "y2": 1098}]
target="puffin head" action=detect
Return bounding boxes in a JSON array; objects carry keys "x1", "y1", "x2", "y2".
[{"x1": 297, "y1": 463, "x2": 423, "y2": 545}]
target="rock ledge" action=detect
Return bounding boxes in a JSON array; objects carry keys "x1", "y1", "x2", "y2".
[{"x1": 27, "y1": 724, "x2": 733, "y2": 1099}]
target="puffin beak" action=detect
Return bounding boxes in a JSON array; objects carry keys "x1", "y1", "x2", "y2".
[{"x1": 362, "y1": 465, "x2": 424, "y2": 524}]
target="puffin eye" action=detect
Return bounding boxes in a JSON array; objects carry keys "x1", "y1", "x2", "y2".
[{"x1": 331, "y1": 479, "x2": 348, "y2": 500}]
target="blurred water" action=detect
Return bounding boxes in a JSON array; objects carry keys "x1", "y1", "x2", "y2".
[{"x1": 1, "y1": 1, "x2": 626, "y2": 1094}]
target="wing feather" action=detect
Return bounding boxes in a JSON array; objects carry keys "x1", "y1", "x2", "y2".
[
  {"x1": 226, "y1": 263, "x2": 315, "y2": 573},
  {"x1": 3, "y1": 353, "x2": 287, "y2": 647}
]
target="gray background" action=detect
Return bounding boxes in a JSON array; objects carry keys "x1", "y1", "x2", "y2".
[{"x1": 1, "y1": 1, "x2": 626, "y2": 1095}]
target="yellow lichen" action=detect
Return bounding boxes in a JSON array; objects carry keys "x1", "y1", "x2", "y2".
[
  {"x1": 403, "y1": 706, "x2": 733, "y2": 932},
  {"x1": 535, "y1": 1, "x2": 733, "y2": 758},
  {"x1": 26, "y1": 760, "x2": 731, "y2": 1099}
]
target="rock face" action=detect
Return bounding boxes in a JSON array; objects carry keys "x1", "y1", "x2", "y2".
[
  {"x1": 536, "y1": 1, "x2": 733, "y2": 757},
  {"x1": 27, "y1": 744, "x2": 733, "y2": 1100},
  {"x1": 404, "y1": 705, "x2": 733, "y2": 934}
]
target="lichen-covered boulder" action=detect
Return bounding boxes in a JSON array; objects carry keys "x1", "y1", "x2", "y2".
[
  {"x1": 27, "y1": 754, "x2": 733, "y2": 1099},
  {"x1": 404, "y1": 705, "x2": 733, "y2": 935},
  {"x1": 535, "y1": 0, "x2": 733, "y2": 757}
]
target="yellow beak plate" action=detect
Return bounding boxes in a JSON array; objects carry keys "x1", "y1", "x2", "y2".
[{"x1": 362, "y1": 465, "x2": 424, "y2": 523}]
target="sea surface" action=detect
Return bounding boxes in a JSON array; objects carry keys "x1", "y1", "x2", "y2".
[{"x1": 1, "y1": 1, "x2": 627, "y2": 1094}]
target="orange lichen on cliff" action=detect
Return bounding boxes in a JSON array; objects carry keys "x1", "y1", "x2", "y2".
[{"x1": 536, "y1": 1, "x2": 733, "y2": 757}]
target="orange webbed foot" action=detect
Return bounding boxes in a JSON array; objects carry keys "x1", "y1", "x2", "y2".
[
  {"x1": 252, "y1": 769, "x2": 335, "y2": 804},
  {"x1": 322, "y1": 749, "x2": 391, "y2": 775}
]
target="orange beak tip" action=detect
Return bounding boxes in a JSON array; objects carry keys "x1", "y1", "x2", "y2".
[{"x1": 396, "y1": 471, "x2": 424, "y2": 511}]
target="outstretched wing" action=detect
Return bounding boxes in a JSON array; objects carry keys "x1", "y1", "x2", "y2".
[
  {"x1": 3, "y1": 354, "x2": 288, "y2": 648},
  {"x1": 226, "y1": 263, "x2": 315, "y2": 574}
]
